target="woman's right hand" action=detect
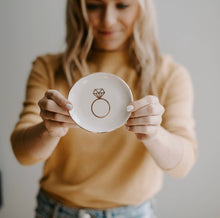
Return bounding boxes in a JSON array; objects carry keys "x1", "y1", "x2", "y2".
[{"x1": 38, "y1": 89, "x2": 78, "y2": 138}]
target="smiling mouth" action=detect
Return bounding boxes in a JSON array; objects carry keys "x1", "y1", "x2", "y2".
[{"x1": 98, "y1": 30, "x2": 120, "y2": 36}]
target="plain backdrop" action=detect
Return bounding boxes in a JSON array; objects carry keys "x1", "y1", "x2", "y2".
[{"x1": 0, "y1": 0, "x2": 220, "y2": 218}]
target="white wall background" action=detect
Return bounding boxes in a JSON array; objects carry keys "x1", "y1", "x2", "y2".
[{"x1": 0, "y1": 0, "x2": 219, "y2": 218}]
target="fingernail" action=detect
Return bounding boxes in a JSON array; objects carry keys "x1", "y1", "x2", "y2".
[
  {"x1": 66, "y1": 103, "x2": 73, "y2": 110},
  {"x1": 127, "y1": 105, "x2": 134, "y2": 112}
]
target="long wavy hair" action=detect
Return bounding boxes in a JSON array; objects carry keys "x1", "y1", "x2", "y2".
[{"x1": 62, "y1": 0, "x2": 161, "y2": 97}]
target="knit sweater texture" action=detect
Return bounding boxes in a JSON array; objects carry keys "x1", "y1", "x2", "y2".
[{"x1": 11, "y1": 50, "x2": 197, "y2": 208}]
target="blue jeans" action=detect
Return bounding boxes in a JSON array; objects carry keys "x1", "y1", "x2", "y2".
[{"x1": 35, "y1": 190, "x2": 156, "y2": 218}]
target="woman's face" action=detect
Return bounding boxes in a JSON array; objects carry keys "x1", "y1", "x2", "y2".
[{"x1": 86, "y1": 0, "x2": 140, "y2": 51}]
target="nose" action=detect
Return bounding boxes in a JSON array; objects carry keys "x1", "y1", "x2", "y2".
[{"x1": 102, "y1": 5, "x2": 116, "y2": 28}]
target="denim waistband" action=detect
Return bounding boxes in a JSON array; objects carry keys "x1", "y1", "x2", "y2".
[{"x1": 36, "y1": 189, "x2": 155, "y2": 218}]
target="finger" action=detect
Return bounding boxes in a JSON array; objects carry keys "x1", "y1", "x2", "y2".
[
  {"x1": 45, "y1": 90, "x2": 73, "y2": 110},
  {"x1": 40, "y1": 110, "x2": 75, "y2": 124},
  {"x1": 127, "y1": 95, "x2": 159, "y2": 112},
  {"x1": 58, "y1": 122, "x2": 79, "y2": 128},
  {"x1": 126, "y1": 125, "x2": 157, "y2": 135},
  {"x1": 126, "y1": 116, "x2": 162, "y2": 126},
  {"x1": 39, "y1": 98, "x2": 69, "y2": 115},
  {"x1": 130, "y1": 103, "x2": 164, "y2": 118},
  {"x1": 45, "y1": 120, "x2": 78, "y2": 130},
  {"x1": 65, "y1": 123, "x2": 79, "y2": 128}
]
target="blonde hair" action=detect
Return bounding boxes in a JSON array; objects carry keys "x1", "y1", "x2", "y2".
[{"x1": 63, "y1": 0, "x2": 161, "y2": 97}]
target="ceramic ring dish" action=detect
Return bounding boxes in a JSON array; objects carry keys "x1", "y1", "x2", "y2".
[{"x1": 68, "y1": 72, "x2": 133, "y2": 133}]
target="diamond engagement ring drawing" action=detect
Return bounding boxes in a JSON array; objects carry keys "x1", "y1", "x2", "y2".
[{"x1": 91, "y1": 88, "x2": 110, "y2": 118}]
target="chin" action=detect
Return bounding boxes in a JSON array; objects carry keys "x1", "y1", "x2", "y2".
[
  {"x1": 93, "y1": 39, "x2": 126, "y2": 51},
  {"x1": 95, "y1": 44, "x2": 125, "y2": 51}
]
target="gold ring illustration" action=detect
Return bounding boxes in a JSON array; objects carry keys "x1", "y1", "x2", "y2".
[{"x1": 91, "y1": 88, "x2": 110, "y2": 118}]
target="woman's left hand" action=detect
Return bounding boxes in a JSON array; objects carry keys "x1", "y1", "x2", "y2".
[{"x1": 125, "y1": 95, "x2": 165, "y2": 141}]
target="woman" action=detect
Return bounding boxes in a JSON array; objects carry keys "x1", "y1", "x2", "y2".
[{"x1": 11, "y1": 0, "x2": 197, "y2": 217}]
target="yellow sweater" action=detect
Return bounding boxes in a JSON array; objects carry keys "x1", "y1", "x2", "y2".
[{"x1": 11, "y1": 50, "x2": 197, "y2": 209}]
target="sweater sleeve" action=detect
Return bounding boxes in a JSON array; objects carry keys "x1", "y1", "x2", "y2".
[
  {"x1": 160, "y1": 60, "x2": 198, "y2": 178},
  {"x1": 10, "y1": 56, "x2": 50, "y2": 165}
]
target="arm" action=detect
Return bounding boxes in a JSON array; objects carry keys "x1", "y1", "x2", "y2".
[
  {"x1": 126, "y1": 65, "x2": 197, "y2": 178},
  {"x1": 18, "y1": 90, "x2": 76, "y2": 163},
  {"x1": 10, "y1": 57, "x2": 77, "y2": 165}
]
